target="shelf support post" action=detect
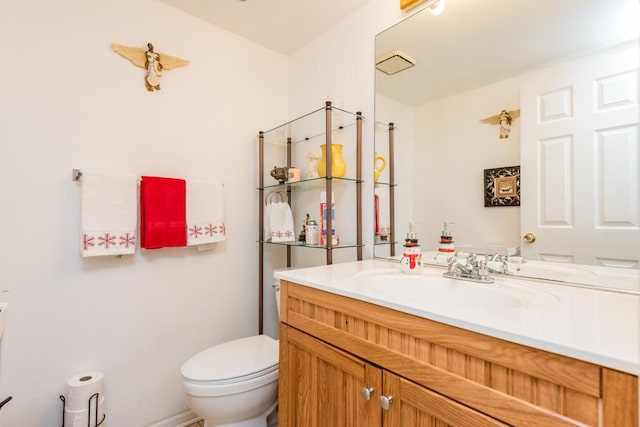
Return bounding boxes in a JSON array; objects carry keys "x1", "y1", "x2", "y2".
[
  {"x1": 325, "y1": 101, "x2": 333, "y2": 264},
  {"x1": 357, "y1": 112, "x2": 363, "y2": 260},
  {"x1": 389, "y1": 122, "x2": 396, "y2": 257},
  {"x1": 258, "y1": 131, "x2": 265, "y2": 334}
]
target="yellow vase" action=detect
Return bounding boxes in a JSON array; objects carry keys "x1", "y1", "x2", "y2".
[
  {"x1": 317, "y1": 144, "x2": 347, "y2": 178},
  {"x1": 374, "y1": 153, "x2": 387, "y2": 182}
]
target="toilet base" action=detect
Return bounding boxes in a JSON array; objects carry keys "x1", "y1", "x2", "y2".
[{"x1": 203, "y1": 401, "x2": 277, "y2": 427}]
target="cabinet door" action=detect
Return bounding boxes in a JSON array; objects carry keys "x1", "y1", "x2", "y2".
[
  {"x1": 279, "y1": 324, "x2": 382, "y2": 427},
  {"x1": 381, "y1": 371, "x2": 509, "y2": 427}
]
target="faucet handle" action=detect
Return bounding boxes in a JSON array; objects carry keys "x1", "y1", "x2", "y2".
[
  {"x1": 476, "y1": 258, "x2": 489, "y2": 277},
  {"x1": 500, "y1": 258, "x2": 512, "y2": 274},
  {"x1": 466, "y1": 254, "x2": 477, "y2": 267},
  {"x1": 488, "y1": 253, "x2": 503, "y2": 262},
  {"x1": 446, "y1": 255, "x2": 458, "y2": 272}
]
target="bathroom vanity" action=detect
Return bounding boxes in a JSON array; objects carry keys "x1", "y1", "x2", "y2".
[{"x1": 276, "y1": 260, "x2": 639, "y2": 426}]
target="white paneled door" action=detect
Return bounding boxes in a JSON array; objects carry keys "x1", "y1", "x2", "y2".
[{"x1": 520, "y1": 41, "x2": 639, "y2": 267}]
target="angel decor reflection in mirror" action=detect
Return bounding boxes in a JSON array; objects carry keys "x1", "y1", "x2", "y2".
[
  {"x1": 480, "y1": 109, "x2": 520, "y2": 139},
  {"x1": 111, "y1": 42, "x2": 189, "y2": 92}
]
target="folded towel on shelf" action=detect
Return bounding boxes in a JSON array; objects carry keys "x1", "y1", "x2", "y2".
[
  {"x1": 140, "y1": 176, "x2": 187, "y2": 249},
  {"x1": 186, "y1": 179, "x2": 226, "y2": 246},
  {"x1": 80, "y1": 172, "x2": 138, "y2": 257}
]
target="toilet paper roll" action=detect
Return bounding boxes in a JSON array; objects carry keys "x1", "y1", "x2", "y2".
[
  {"x1": 65, "y1": 372, "x2": 104, "y2": 411},
  {"x1": 64, "y1": 396, "x2": 105, "y2": 427}
]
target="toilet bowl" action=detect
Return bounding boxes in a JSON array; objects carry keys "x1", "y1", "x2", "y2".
[{"x1": 181, "y1": 283, "x2": 281, "y2": 427}]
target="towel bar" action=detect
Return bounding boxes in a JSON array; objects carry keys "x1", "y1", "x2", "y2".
[{"x1": 0, "y1": 396, "x2": 11, "y2": 410}]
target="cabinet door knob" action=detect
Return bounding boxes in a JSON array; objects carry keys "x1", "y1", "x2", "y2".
[
  {"x1": 378, "y1": 395, "x2": 393, "y2": 410},
  {"x1": 523, "y1": 232, "x2": 536, "y2": 243},
  {"x1": 360, "y1": 387, "x2": 375, "y2": 401}
]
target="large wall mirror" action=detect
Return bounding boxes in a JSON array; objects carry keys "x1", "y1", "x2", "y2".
[{"x1": 374, "y1": 0, "x2": 639, "y2": 292}]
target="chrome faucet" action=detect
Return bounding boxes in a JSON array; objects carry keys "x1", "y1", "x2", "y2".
[
  {"x1": 486, "y1": 254, "x2": 512, "y2": 275},
  {"x1": 487, "y1": 253, "x2": 502, "y2": 262},
  {"x1": 443, "y1": 254, "x2": 495, "y2": 284}
]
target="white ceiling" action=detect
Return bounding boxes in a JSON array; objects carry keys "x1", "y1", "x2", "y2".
[
  {"x1": 159, "y1": 0, "x2": 371, "y2": 55},
  {"x1": 376, "y1": 0, "x2": 640, "y2": 106},
  {"x1": 158, "y1": 0, "x2": 640, "y2": 107}
]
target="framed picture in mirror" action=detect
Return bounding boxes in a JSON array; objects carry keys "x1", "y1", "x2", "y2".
[{"x1": 484, "y1": 165, "x2": 520, "y2": 207}]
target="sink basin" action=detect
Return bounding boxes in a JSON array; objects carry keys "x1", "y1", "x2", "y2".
[
  {"x1": 0, "y1": 303, "x2": 6, "y2": 340},
  {"x1": 355, "y1": 268, "x2": 559, "y2": 310}
]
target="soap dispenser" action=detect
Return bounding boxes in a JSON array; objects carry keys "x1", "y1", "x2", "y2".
[
  {"x1": 438, "y1": 221, "x2": 456, "y2": 254},
  {"x1": 400, "y1": 222, "x2": 423, "y2": 274},
  {"x1": 434, "y1": 221, "x2": 456, "y2": 264}
]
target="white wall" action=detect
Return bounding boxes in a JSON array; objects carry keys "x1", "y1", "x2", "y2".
[
  {"x1": 0, "y1": 1, "x2": 287, "y2": 425},
  {"x1": 374, "y1": 78, "x2": 521, "y2": 257},
  {"x1": 414, "y1": 77, "x2": 522, "y2": 251},
  {"x1": 285, "y1": 0, "x2": 421, "y2": 258},
  {"x1": 375, "y1": 94, "x2": 415, "y2": 257}
]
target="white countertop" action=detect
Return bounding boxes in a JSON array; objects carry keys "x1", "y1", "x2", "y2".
[{"x1": 275, "y1": 259, "x2": 640, "y2": 375}]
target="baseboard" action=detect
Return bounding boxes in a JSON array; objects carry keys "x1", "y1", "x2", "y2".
[{"x1": 146, "y1": 409, "x2": 201, "y2": 427}]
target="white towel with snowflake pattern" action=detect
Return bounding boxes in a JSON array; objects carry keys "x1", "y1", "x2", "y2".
[
  {"x1": 186, "y1": 179, "x2": 226, "y2": 246},
  {"x1": 80, "y1": 172, "x2": 138, "y2": 257}
]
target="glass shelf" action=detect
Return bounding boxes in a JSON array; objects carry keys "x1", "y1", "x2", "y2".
[
  {"x1": 259, "y1": 240, "x2": 364, "y2": 249},
  {"x1": 260, "y1": 176, "x2": 362, "y2": 191},
  {"x1": 374, "y1": 240, "x2": 398, "y2": 246},
  {"x1": 261, "y1": 105, "x2": 362, "y2": 146},
  {"x1": 257, "y1": 101, "x2": 363, "y2": 334},
  {"x1": 374, "y1": 181, "x2": 397, "y2": 188}
]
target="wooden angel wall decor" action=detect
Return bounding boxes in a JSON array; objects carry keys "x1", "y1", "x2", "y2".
[
  {"x1": 111, "y1": 43, "x2": 189, "y2": 92},
  {"x1": 480, "y1": 109, "x2": 520, "y2": 139}
]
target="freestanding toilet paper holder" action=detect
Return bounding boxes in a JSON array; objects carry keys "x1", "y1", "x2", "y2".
[{"x1": 59, "y1": 393, "x2": 105, "y2": 427}]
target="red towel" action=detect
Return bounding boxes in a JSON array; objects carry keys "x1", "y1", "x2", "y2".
[{"x1": 140, "y1": 176, "x2": 187, "y2": 249}]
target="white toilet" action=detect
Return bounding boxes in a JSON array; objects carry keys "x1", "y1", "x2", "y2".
[{"x1": 181, "y1": 284, "x2": 281, "y2": 427}]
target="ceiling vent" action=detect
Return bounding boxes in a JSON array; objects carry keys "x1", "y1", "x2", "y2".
[{"x1": 375, "y1": 49, "x2": 417, "y2": 75}]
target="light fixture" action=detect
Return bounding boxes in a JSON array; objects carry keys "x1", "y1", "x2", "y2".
[
  {"x1": 375, "y1": 49, "x2": 417, "y2": 75},
  {"x1": 428, "y1": 0, "x2": 445, "y2": 15}
]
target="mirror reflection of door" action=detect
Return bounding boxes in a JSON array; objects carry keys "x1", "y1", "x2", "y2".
[{"x1": 520, "y1": 43, "x2": 639, "y2": 267}]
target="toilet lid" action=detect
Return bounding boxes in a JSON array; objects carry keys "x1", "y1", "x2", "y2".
[{"x1": 182, "y1": 335, "x2": 279, "y2": 382}]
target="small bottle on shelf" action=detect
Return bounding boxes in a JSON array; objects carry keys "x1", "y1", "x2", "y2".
[{"x1": 304, "y1": 213, "x2": 320, "y2": 245}]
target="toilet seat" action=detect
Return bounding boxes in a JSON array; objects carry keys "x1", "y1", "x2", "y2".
[
  {"x1": 181, "y1": 335, "x2": 279, "y2": 397},
  {"x1": 182, "y1": 367, "x2": 278, "y2": 397}
]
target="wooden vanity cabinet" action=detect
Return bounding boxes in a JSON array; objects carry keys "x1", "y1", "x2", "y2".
[
  {"x1": 278, "y1": 280, "x2": 639, "y2": 427},
  {"x1": 280, "y1": 324, "x2": 508, "y2": 427},
  {"x1": 279, "y1": 324, "x2": 382, "y2": 426}
]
